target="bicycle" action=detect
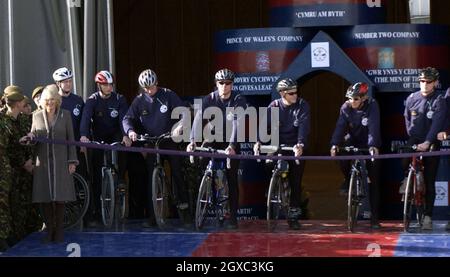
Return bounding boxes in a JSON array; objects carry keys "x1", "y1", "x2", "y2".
[
  {"x1": 136, "y1": 132, "x2": 173, "y2": 228},
  {"x1": 396, "y1": 144, "x2": 427, "y2": 232},
  {"x1": 256, "y1": 145, "x2": 298, "y2": 228},
  {"x1": 338, "y1": 146, "x2": 372, "y2": 232},
  {"x1": 92, "y1": 141, "x2": 127, "y2": 228},
  {"x1": 190, "y1": 146, "x2": 230, "y2": 230}
]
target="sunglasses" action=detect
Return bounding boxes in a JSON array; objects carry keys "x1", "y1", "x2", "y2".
[
  {"x1": 218, "y1": 81, "x2": 232, "y2": 86},
  {"x1": 349, "y1": 97, "x2": 361, "y2": 101},
  {"x1": 420, "y1": 80, "x2": 434, "y2": 84},
  {"x1": 284, "y1": 91, "x2": 297, "y2": 96}
]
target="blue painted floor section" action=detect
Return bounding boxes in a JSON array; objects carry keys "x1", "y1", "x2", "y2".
[{"x1": 4, "y1": 232, "x2": 208, "y2": 257}]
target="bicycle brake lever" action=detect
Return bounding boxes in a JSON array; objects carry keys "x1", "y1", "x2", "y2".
[
  {"x1": 189, "y1": 155, "x2": 194, "y2": 164},
  {"x1": 255, "y1": 150, "x2": 261, "y2": 163},
  {"x1": 226, "y1": 158, "x2": 231, "y2": 169}
]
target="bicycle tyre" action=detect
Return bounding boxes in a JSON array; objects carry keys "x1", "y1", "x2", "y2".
[
  {"x1": 152, "y1": 166, "x2": 167, "y2": 228},
  {"x1": 116, "y1": 183, "x2": 127, "y2": 221},
  {"x1": 195, "y1": 173, "x2": 212, "y2": 230},
  {"x1": 101, "y1": 169, "x2": 115, "y2": 228},
  {"x1": 66, "y1": 173, "x2": 90, "y2": 229},
  {"x1": 403, "y1": 170, "x2": 414, "y2": 232},
  {"x1": 267, "y1": 174, "x2": 283, "y2": 227},
  {"x1": 347, "y1": 171, "x2": 359, "y2": 232},
  {"x1": 416, "y1": 179, "x2": 425, "y2": 227},
  {"x1": 215, "y1": 178, "x2": 229, "y2": 226}
]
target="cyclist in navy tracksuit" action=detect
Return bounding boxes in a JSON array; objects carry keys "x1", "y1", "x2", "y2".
[
  {"x1": 437, "y1": 87, "x2": 450, "y2": 231},
  {"x1": 403, "y1": 67, "x2": 447, "y2": 230},
  {"x1": 53, "y1": 67, "x2": 84, "y2": 142},
  {"x1": 437, "y1": 87, "x2": 450, "y2": 141},
  {"x1": 53, "y1": 67, "x2": 88, "y2": 198},
  {"x1": 80, "y1": 71, "x2": 131, "y2": 225},
  {"x1": 254, "y1": 78, "x2": 310, "y2": 230},
  {"x1": 330, "y1": 82, "x2": 381, "y2": 229},
  {"x1": 123, "y1": 69, "x2": 191, "y2": 227},
  {"x1": 186, "y1": 68, "x2": 247, "y2": 229}
]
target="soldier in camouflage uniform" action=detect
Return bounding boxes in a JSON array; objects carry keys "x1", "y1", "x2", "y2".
[
  {"x1": 2, "y1": 86, "x2": 41, "y2": 244},
  {"x1": 0, "y1": 99, "x2": 13, "y2": 251}
]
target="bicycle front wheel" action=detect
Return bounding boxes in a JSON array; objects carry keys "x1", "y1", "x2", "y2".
[
  {"x1": 403, "y1": 170, "x2": 414, "y2": 232},
  {"x1": 152, "y1": 166, "x2": 167, "y2": 228},
  {"x1": 347, "y1": 171, "x2": 359, "y2": 232},
  {"x1": 101, "y1": 169, "x2": 115, "y2": 228},
  {"x1": 267, "y1": 174, "x2": 283, "y2": 227},
  {"x1": 195, "y1": 173, "x2": 212, "y2": 230},
  {"x1": 49, "y1": 173, "x2": 89, "y2": 230}
]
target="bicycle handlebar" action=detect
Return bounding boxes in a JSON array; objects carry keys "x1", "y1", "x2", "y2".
[
  {"x1": 136, "y1": 132, "x2": 172, "y2": 142},
  {"x1": 90, "y1": 141, "x2": 123, "y2": 146},
  {"x1": 337, "y1": 146, "x2": 375, "y2": 162},
  {"x1": 338, "y1": 146, "x2": 371, "y2": 153},
  {"x1": 189, "y1": 146, "x2": 231, "y2": 169},
  {"x1": 394, "y1": 145, "x2": 418, "y2": 152},
  {"x1": 256, "y1": 145, "x2": 300, "y2": 165}
]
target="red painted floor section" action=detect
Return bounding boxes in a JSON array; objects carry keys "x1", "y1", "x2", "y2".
[{"x1": 192, "y1": 220, "x2": 402, "y2": 257}]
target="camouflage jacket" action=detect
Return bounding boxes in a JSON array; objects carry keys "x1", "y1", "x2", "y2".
[
  {"x1": 0, "y1": 110, "x2": 32, "y2": 169},
  {"x1": 0, "y1": 113, "x2": 12, "y2": 178}
]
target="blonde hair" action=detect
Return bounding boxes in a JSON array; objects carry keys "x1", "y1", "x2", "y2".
[{"x1": 40, "y1": 84, "x2": 62, "y2": 108}]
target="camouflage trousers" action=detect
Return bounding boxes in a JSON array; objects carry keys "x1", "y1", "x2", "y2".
[
  {"x1": 0, "y1": 177, "x2": 12, "y2": 240},
  {"x1": 9, "y1": 170, "x2": 42, "y2": 241}
]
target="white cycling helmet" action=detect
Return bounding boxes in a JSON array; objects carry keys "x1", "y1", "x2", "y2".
[
  {"x1": 138, "y1": 69, "x2": 158, "y2": 88},
  {"x1": 215, "y1": 68, "x2": 235, "y2": 81},
  {"x1": 53, "y1": 67, "x2": 73, "y2": 82}
]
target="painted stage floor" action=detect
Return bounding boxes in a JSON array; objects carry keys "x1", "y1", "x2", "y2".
[{"x1": 2, "y1": 220, "x2": 450, "y2": 257}]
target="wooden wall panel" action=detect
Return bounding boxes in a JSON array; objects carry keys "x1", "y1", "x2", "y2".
[
  {"x1": 154, "y1": 0, "x2": 184, "y2": 94},
  {"x1": 114, "y1": 0, "x2": 268, "y2": 101},
  {"x1": 181, "y1": 0, "x2": 211, "y2": 96}
]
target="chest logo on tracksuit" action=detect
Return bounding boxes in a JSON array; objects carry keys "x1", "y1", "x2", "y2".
[
  {"x1": 293, "y1": 110, "x2": 300, "y2": 127},
  {"x1": 426, "y1": 111, "x2": 434, "y2": 119},
  {"x1": 361, "y1": 117, "x2": 368, "y2": 126},
  {"x1": 226, "y1": 111, "x2": 235, "y2": 121},
  {"x1": 110, "y1": 108, "x2": 118, "y2": 118},
  {"x1": 411, "y1": 110, "x2": 418, "y2": 116},
  {"x1": 73, "y1": 106, "x2": 81, "y2": 117},
  {"x1": 160, "y1": 105, "x2": 168, "y2": 114}
]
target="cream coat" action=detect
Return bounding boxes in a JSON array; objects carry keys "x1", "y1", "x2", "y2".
[{"x1": 31, "y1": 108, "x2": 78, "y2": 203}]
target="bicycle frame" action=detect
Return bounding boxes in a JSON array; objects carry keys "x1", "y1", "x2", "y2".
[
  {"x1": 137, "y1": 132, "x2": 172, "y2": 228},
  {"x1": 92, "y1": 141, "x2": 124, "y2": 228},
  {"x1": 192, "y1": 146, "x2": 230, "y2": 230},
  {"x1": 339, "y1": 146, "x2": 370, "y2": 232},
  {"x1": 405, "y1": 150, "x2": 426, "y2": 232},
  {"x1": 258, "y1": 145, "x2": 295, "y2": 228},
  {"x1": 395, "y1": 144, "x2": 430, "y2": 232}
]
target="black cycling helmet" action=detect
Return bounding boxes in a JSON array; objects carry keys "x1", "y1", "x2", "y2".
[
  {"x1": 215, "y1": 68, "x2": 235, "y2": 81},
  {"x1": 346, "y1": 82, "x2": 369, "y2": 98},
  {"x1": 276, "y1": 78, "x2": 297, "y2": 92},
  {"x1": 418, "y1": 67, "x2": 439, "y2": 81}
]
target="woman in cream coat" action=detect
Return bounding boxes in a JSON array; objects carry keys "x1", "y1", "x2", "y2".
[{"x1": 27, "y1": 84, "x2": 78, "y2": 243}]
